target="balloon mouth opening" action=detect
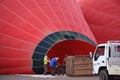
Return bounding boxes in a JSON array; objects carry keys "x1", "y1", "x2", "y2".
[{"x1": 47, "y1": 39, "x2": 95, "y2": 64}]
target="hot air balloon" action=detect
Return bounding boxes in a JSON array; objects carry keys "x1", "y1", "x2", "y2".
[
  {"x1": 77, "y1": 0, "x2": 120, "y2": 44},
  {"x1": 0, "y1": 0, "x2": 96, "y2": 74}
]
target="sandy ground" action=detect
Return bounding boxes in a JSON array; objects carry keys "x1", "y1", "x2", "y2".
[{"x1": 0, "y1": 74, "x2": 99, "y2": 80}]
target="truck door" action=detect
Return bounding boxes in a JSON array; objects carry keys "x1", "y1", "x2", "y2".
[
  {"x1": 107, "y1": 45, "x2": 120, "y2": 75},
  {"x1": 93, "y1": 46, "x2": 106, "y2": 74}
]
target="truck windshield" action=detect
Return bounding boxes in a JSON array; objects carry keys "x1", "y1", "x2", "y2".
[{"x1": 94, "y1": 46, "x2": 105, "y2": 60}]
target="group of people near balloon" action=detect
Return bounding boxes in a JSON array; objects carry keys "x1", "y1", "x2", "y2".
[{"x1": 43, "y1": 55, "x2": 67, "y2": 76}]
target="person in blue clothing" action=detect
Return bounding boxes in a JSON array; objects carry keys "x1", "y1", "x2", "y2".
[{"x1": 50, "y1": 57, "x2": 59, "y2": 75}]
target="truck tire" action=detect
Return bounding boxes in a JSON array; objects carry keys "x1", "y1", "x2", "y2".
[{"x1": 99, "y1": 69, "x2": 112, "y2": 80}]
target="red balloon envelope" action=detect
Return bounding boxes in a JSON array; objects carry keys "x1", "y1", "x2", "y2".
[
  {"x1": 77, "y1": 0, "x2": 120, "y2": 44},
  {"x1": 0, "y1": 0, "x2": 96, "y2": 74}
]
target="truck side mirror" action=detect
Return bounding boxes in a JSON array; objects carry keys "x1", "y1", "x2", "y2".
[{"x1": 89, "y1": 52, "x2": 93, "y2": 59}]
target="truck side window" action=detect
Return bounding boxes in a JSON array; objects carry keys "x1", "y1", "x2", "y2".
[
  {"x1": 117, "y1": 46, "x2": 120, "y2": 57},
  {"x1": 110, "y1": 45, "x2": 120, "y2": 57},
  {"x1": 94, "y1": 46, "x2": 105, "y2": 61}
]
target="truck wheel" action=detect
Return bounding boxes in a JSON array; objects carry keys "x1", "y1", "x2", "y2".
[{"x1": 99, "y1": 69, "x2": 109, "y2": 80}]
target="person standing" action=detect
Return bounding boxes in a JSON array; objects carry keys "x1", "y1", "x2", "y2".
[
  {"x1": 50, "y1": 57, "x2": 59, "y2": 75},
  {"x1": 43, "y1": 55, "x2": 50, "y2": 75}
]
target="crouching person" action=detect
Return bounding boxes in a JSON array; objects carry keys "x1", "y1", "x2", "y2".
[{"x1": 50, "y1": 57, "x2": 59, "y2": 76}]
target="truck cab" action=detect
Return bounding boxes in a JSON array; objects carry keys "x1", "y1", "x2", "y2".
[{"x1": 91, "y1": 41, "x2": 120, "y2": 80}]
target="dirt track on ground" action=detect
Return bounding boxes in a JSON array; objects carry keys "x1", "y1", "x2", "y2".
[{"x1": 0, "y1": 74, "x2": 99, "y2": 80}]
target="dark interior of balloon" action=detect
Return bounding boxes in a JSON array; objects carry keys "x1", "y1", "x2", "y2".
[{"x1": 46, "y1": 40, "x2": 95, "y2": 71}]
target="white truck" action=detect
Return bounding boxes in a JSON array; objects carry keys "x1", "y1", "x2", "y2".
[{"x1": 90, "y1": 41, "x2": 120, "y2": 80}]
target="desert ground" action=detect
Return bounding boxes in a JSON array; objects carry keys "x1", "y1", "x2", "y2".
[{"x1": 0, "y1": 74, "x2": 99, "y2": 80}]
